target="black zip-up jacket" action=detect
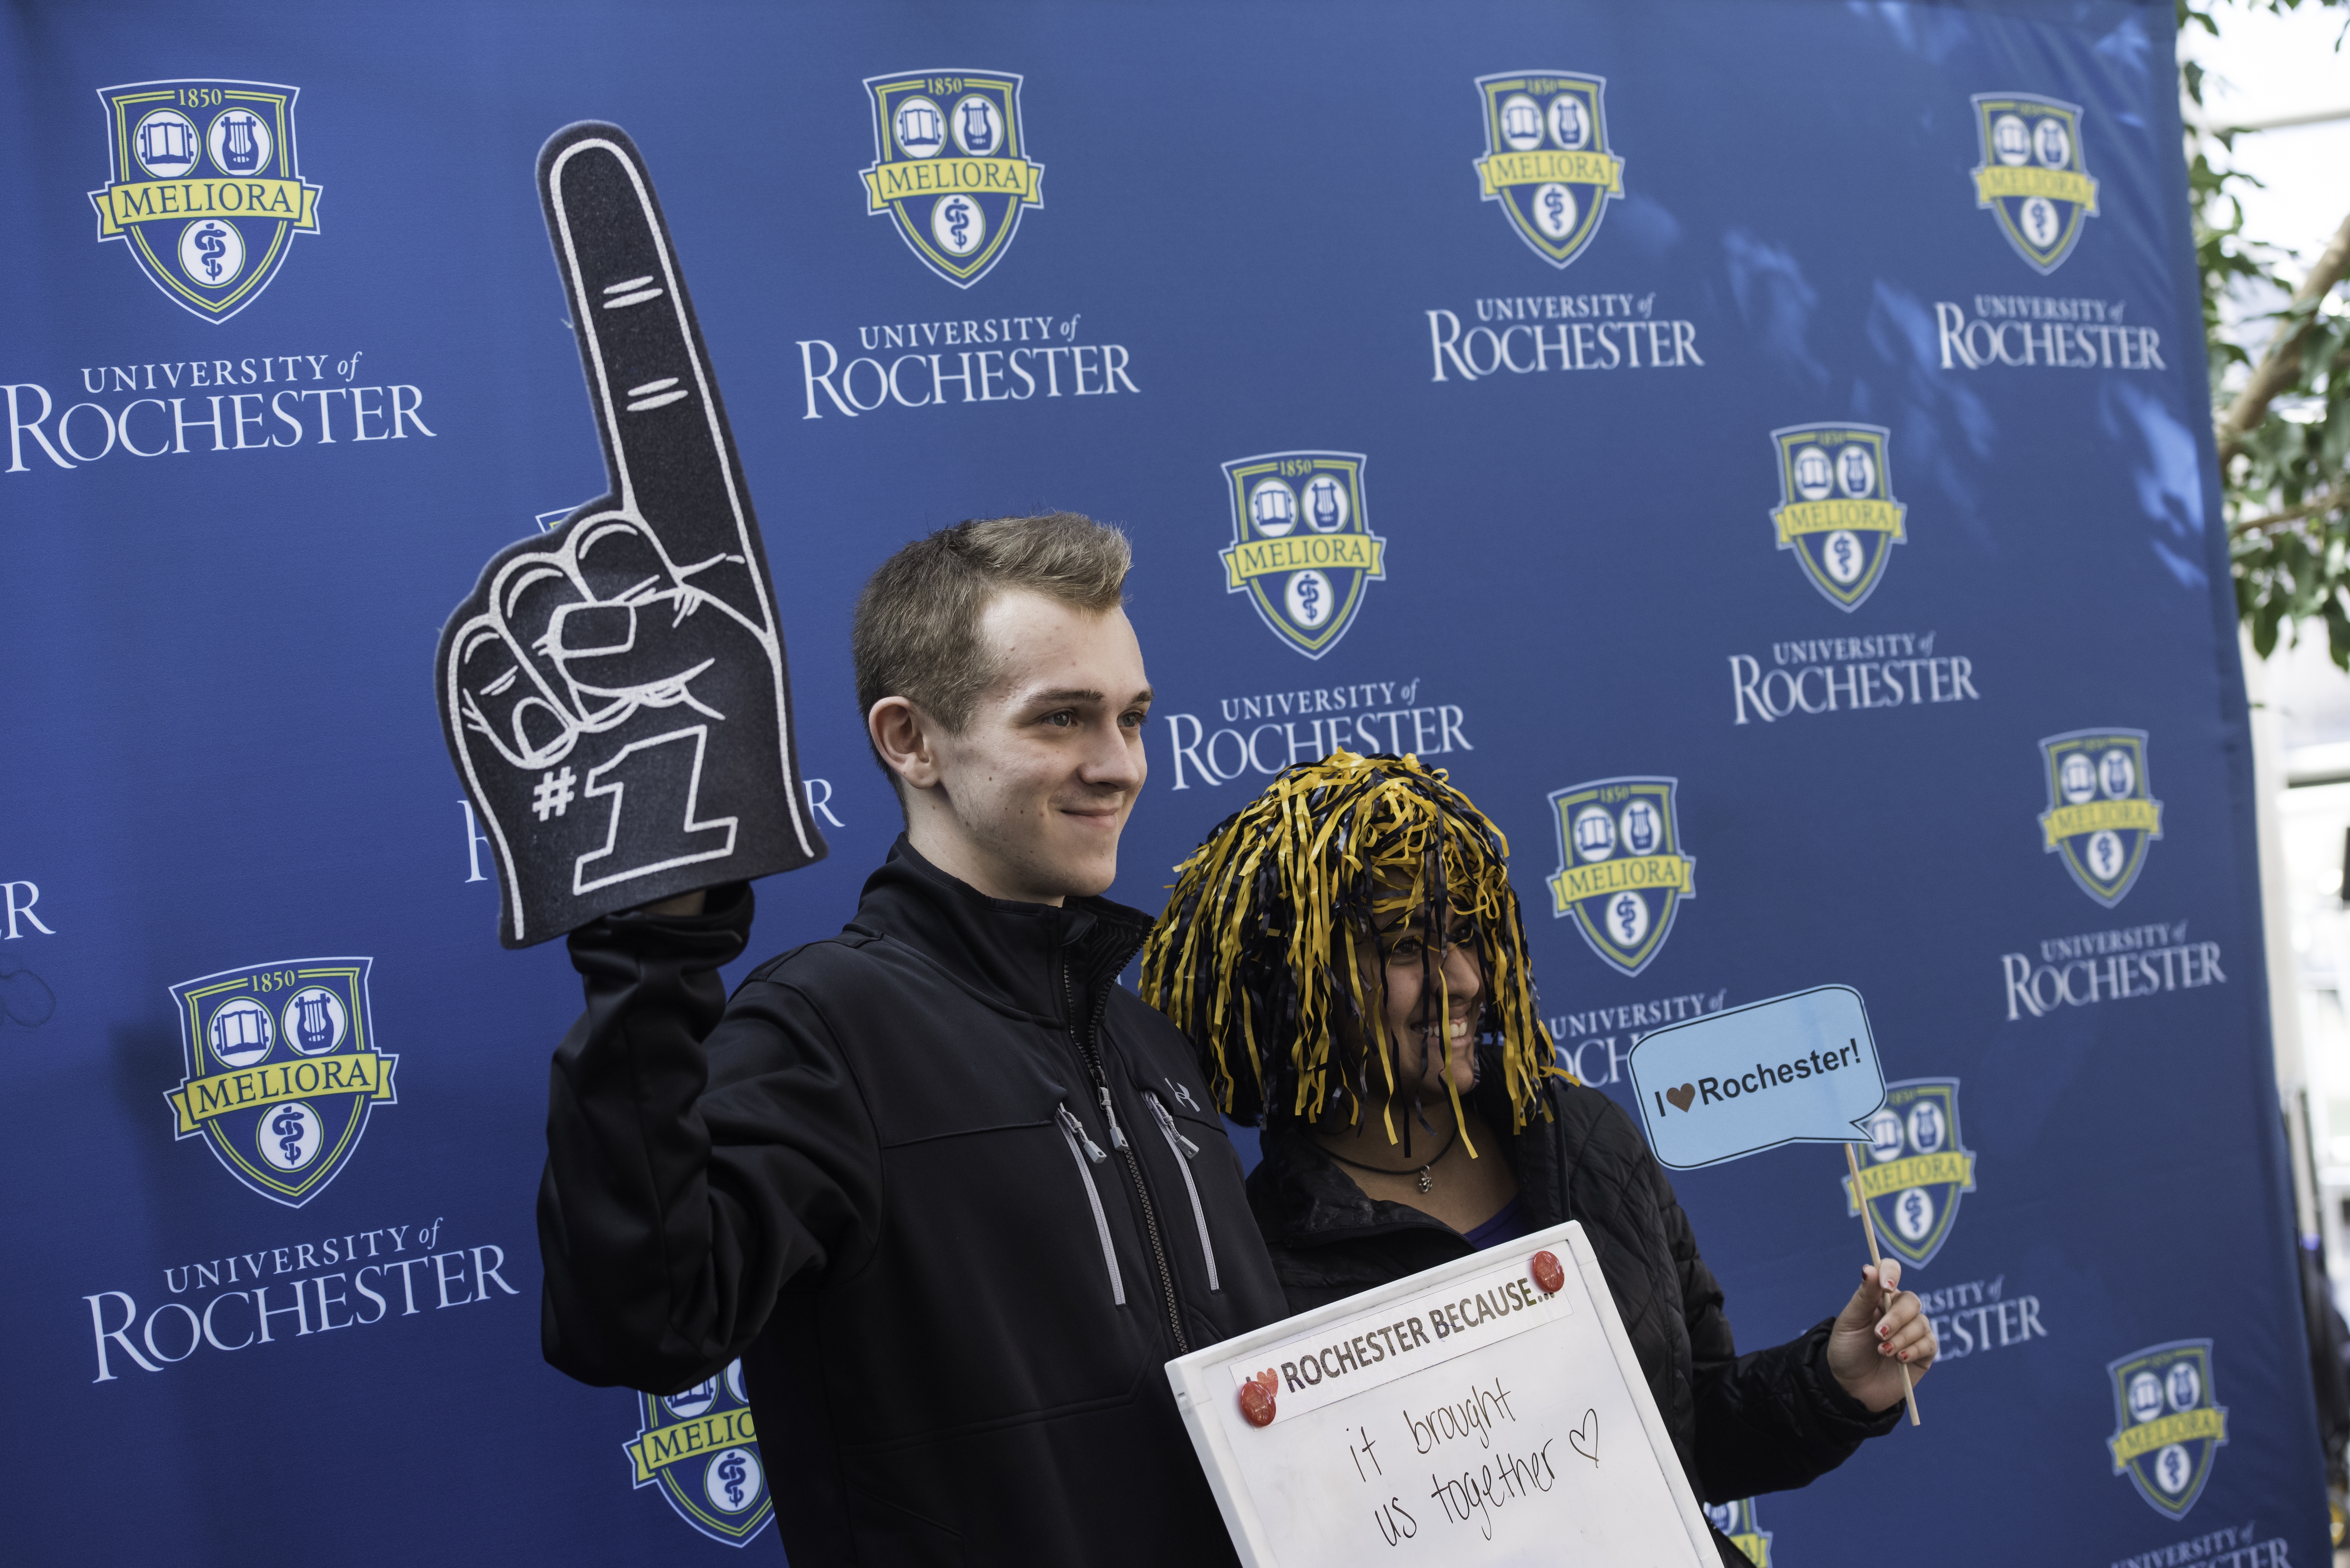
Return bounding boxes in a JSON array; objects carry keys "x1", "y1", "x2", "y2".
[
  {"x1": 539, "y1": 840, "x2": 1290, "y2": 1565},
  {"x1": 1247, "y1": 1065, "x2": 1901, "y2": 1568}
]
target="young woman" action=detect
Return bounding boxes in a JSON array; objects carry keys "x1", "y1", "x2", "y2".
[{"x1": 1140, "y1": 751, "x2": 1934, "y2": 1567}]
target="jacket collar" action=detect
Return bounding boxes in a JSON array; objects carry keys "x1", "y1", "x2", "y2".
[
  {"x1": 1250, "y1": 1124, "x2": 1455, "y2": 1249},
  {"x1": 846, "y1": 835, "x2": 1154, "y2": 1028},
  {"x1": 1249, "y1": 1050, "x2": 1570, "y2": 1247}
]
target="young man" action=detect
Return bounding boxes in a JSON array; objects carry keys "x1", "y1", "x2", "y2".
[{"x1": 538, "y1": 513, "x2": 1288, "y2": 1565}]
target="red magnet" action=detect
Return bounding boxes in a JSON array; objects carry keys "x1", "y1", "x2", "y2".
[
  {"x1": 1530, "y1": 1250, "x2": 1565, "y2": 1296},
  {"x1": 1238, "y1": 1368, "x2": 1278, "y2": 1427}
]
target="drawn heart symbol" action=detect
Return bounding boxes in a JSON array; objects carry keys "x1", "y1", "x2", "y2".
[
  {"x1": 1665, "y1": 1084, "x2": 1696, "y2": 1113},
  {"x1": 1568, "y1": 1407, "x2": 1599, "y2": 1466}
]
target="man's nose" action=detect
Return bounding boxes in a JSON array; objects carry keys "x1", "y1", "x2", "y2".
[{"x1": 1077, "y1": 720, "x2": 1144, "y2": 790}]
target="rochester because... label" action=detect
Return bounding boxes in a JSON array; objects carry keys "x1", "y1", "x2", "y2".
[{"x1": 1229, "y1": 1252, "x2": 1565, "y2": 1426}]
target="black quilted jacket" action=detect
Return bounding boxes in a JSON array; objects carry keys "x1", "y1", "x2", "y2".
[{"x1": 1247, "y1": 1066, "x2": 1901, "y2": 1567}]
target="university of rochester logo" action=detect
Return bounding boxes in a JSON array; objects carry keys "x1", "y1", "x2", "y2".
[
  {"x1": 1219, "y1": 451, "x2": 1387, "y2": 659},
  {"x1": 89, "y1": 80, "x2": 322, "y2": 322},
  {"x1": 1704, "y1": 1499, "x2": 1772, "y2": 1566},
  {"x1": 2107, "y1": 1340, "x2": 2228, "y2": 1519},
  {"x1": 1471, "y1": 72, "x2": 1623, "y2": 267},
  {"x1": 1970, "y1": 93, "x2": 2098, "y2": 274},
  {"x1": 1768, "y1": 424, "x2": 1907, "y2": 611},
  {"x1": 164, "y1": 959, "x2": 396, "y2": 1207},
  {"x1": 1547, "y1": 777, "x2": 1695, "y2": 977},
  {"x1": 2039, "y1": 729, "x2": 2163, "y2": 907},
  {"x1": 860, "y1": 70, "x2": 1044, "y2": 287},
  {"x1": 625, "y1": 1360, "x2": 771, "y2": 1547},
  {"x1": 1844, "y1": 1078, "x2": 1977, "y2": 1268}
]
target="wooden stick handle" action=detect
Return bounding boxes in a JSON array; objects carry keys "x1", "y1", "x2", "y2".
[{"x1": 1845, "y1": 1142, "x2": 1921, "y2": 1427}]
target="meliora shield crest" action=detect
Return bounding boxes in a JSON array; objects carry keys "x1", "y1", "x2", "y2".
[
  {"x1": 90, "y1": 80, "x2": 322, "y2": 322},
  {"x1": 861, "y1": 70, "x2": 1045, "y2": 287},
  {"x1": 1547, "y1": 777, "x2": 1695, "y2": 977},
  {"x1": 1703, "y1": 1499, "x2": 1773, "y2": 1567},
  {"x1": 1219, "y1": 452, "x2": 1387, "y2": 659},
  {"x1": 164, "y1": 958, "x2": 396, "y2": 1207},
  {"x1": 2039, "y1": 729, "x2": 2163, "y2": 906},
  {"x1": 1843, "y1": 1078, "x2": 1977, "y2": 1268},
  {"x1": 1472, "y1": 72, "x2": 1624, "y2": 267},
  {"x1": 625, "y1": 1360, "x2": 772, "y2": 1547},
  {"x1": 1769, "y1": 424, "x2": 1907, "y2": 611},
  {"x1": 1970, "y1": 93, "x2": 2098, "y2": 274},
  {"x1": 2107, "y1": 1340, "x2": 2228, "y2": 1519}
]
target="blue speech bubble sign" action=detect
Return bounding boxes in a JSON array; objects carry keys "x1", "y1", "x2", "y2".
[{"x1": 1627, "y1": 986, "x2": 1887, "y2": 1170}]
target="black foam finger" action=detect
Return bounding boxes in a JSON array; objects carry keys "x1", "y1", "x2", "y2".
[
  {"x1": 538, "y1": 124, "x2": 767, "y2": 632},
  {"x1": 432, "y1": 121, "x2": 826, "y2": 948}
]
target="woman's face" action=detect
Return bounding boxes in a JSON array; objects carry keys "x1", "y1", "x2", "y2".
[{"x1": 1350, "y1": 902, "x2": 1484, "y2": 1104}]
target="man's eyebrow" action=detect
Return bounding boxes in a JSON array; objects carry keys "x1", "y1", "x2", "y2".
[{"x1": 1022, "y1": 686, "x2": 1155, "y2": 706}]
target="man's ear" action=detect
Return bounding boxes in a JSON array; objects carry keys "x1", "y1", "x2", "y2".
[{"x1": 869, "y1": 696, "x2": 942, "y2": 792}]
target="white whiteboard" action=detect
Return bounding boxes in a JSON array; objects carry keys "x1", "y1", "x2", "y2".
[{"x1": 1167, "y1": 1220, "x2": 1716, "y2": 1568}]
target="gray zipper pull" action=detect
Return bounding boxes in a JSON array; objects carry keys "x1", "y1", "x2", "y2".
[
  {"x1": 1058, "y1": 1103, "x2": 1106, "y2": 1163},
  {"x1": 1097, "y1": 1087, "x2": 1129, "y2": 1150},
  {"x1": 1145, "y1": 1092, "x2": 1201, "y2": 1158},
  {"x1": 1143, "y1": 1092, "x2": 1220, "y2": 1293}
]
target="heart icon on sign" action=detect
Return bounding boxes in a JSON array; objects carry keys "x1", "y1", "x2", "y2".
[
  {"x1": 1568, "y1": 1407, "x2": 1598, "y2": 1466},
  {"x1": 1665, "y1": 1083, "x2": 1696, "y2": 1112}
]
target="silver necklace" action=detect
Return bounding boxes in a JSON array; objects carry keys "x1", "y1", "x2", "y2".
[{"x1": 1318, "y1": 1123, "x2": 1460, "y2": 1194}]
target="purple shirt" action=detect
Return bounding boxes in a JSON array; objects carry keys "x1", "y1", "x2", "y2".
[{"x1": 1463, "y1": 1195, "x2": 1531, "y2": 1250}]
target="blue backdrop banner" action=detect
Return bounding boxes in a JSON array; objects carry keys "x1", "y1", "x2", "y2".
[{"x1": 1, "y1": 2, "x2": 2325, "y2": 1563}]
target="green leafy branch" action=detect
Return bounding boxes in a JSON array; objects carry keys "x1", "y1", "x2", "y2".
[{"x1": 2185, "y1": 0, "x2": 2350, "y2": 660}]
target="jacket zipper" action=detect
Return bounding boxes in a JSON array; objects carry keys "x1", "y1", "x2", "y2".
[
  {"x1": 1065, "y1": 962, "x2": 1189, "y2": 1353},
  {"x1": 1055, "y1": 1103, "x2": 1125, "y2": 1306},
  {"x1": 1144, "y1": 1091, "x2": 1220, "y2": 1292}
]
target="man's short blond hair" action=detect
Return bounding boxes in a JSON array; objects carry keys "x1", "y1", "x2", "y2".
[{"x1": 853, "y1": 512, "x2": 1132, "y2": 780}]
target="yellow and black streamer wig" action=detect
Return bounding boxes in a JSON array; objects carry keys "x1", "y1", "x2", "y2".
[{"x1": 1139, "y1": 750, "x2": 1561, "y2": 1152}]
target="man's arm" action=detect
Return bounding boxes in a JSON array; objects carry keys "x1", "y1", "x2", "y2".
[{"x1": 538, "y1": 882, "x2": 882, "y2": 1393}]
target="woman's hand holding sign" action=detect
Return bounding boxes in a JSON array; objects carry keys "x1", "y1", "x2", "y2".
[
  {"x1": 1828, "y1": 1258, "x2": 1937, "y2": 1412},
  {"x1": 436, "y1": 123, "x2": 824, "y2": 947},
  {"x1": 1630, "y1": 986, "x2": 1939, "y2": 1422}
]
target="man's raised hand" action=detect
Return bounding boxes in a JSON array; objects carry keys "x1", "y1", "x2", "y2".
[{"x1": 436, "y1": 122, "x2": 823, "y2": 948}]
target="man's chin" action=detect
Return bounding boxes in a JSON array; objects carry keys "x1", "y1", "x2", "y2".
[{"x1": 1044, "y1": 844, "x2": 1120, "y2": 901}]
